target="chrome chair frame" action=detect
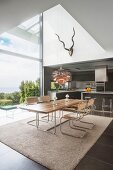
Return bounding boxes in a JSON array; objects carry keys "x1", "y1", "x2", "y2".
[
  {"x1": 26, "y1": 96, "x2": 52, "y2": 126},
  {"x1": 60, "y1": 102, "x2": 88, "y2": 138},
  {"x1": 60, "y1": 99, "x2": 96, "y2": 138},
  {"x1": 39, "y1": 95, "x2": 52, "y2": 122},
  {"x1": 78, "y1": 98, "x2": 95, "y2": 129}
]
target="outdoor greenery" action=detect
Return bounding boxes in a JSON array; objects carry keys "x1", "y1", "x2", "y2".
[
  {"x1": 19, "y1": 80, "x2": 40, "y2": 103},
  {"x1": 0, "y1": 99, "x2": 13, "y2": 106},
  {"x1": 0, "y1": 92, "x2": 20, "y2": 105},
  {"x1": 4, "y1": 92, "x2": 20, "y2": 104},
  {"x1": 51, "y1": 81, "x2": 61, "y2": 91},
  {"x1": 0, "y1": 80, "x2": 40, "y2": 106}
]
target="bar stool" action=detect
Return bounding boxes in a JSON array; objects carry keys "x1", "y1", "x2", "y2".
[{"x1": 102, "y1": 98, "x2": 113, "y2": 116}]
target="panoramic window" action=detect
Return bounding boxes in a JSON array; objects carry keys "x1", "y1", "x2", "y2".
[
  {"x1": 0, "y1": 14, "x2": 42, "y2": 105},
  {"x1": 0, "y1": 32, "x2": 40, "y2": 58}
]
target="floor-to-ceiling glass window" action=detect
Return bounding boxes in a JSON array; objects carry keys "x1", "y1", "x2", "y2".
[{"x1": 0, "y1": 14, "x2": 43, "y2": 105}]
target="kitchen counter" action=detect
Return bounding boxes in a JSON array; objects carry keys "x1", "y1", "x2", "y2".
[
  {"x1": 55, "y1": 90, "x2": 76, "y2": 93},
  {"x1": 82, "y1": 91, "x2": 113, "y2": 94},
  {"x1": 52, "y1": 89, "x2": 86, "y2": 93},
  {"x1": 82, "y1": 91, "x2": 113, "y2": 111},
  {"x1": 48, "y1": 90, "x2": 82, "y2": 100}
]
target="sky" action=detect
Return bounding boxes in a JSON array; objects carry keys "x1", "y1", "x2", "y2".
[
  {"x1": 0, "y1": 33, "x2": 40, "y2": 93},
  {"x1": 0, "y1": 14, "x2": 41, "y2": 93},
  {"x1": 0, "y1": 53, "x2": 40, "y2": 92}
]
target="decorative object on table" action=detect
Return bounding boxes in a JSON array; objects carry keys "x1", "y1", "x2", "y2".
[
  {"x1": 53, "y1": 97, "x2": 57, "y2": 105},
  {"x1": 65, "y1": 94, "x2": 69, "y2": 102},
  {"x1": 55, "y1": 27, "x2": 75, "y2": 56},
  {"x1": 52, "y1": 67, "x2": 71, "y2": 85}
]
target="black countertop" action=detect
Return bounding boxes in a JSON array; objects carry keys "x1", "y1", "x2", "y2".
[{"x1": 82, "y1": 91, "x2": 113, "y2": 94}]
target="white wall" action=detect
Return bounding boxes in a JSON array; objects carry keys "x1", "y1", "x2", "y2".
[{"x1": 43, "y1": 5, "x2": 110, "y2": 66}]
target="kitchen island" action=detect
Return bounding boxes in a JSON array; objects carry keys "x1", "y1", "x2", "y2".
[
  {"x1": 48, "y1": 90, "x2": 113, "y2": 113},
  {"x1": 81, "y1": 91, "x2": 113, "y2": 111},
  {"x1": 48, "y1": 90, "x2": 82, "y2": 100}
]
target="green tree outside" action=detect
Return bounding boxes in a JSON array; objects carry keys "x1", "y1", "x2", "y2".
[
  {"x1": 19, "y1": 80, "x2": 40, "y2": 103},
  {"x1": 0, "y1": 80, "x2": 40, "y2": 106}
]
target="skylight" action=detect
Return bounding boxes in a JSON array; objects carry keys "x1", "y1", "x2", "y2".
[
  {"x1": 28, "y1": 24, "x2": 40, "y2": 34},
  {"x1": 18, "y1": 15, "x2": 40, "y2": 34},
  {"x1": 0, "y1": 32, "x2": 39, "y2": 58}
]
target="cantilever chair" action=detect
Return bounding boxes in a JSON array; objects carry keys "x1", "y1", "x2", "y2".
[
  {"x1": 26, "y1": 96, "x2": 39, "y2": 105},
  {"x1": 39, "y1": 95, "x2": 51, "y2": 103},
  {"x1": 39, "y1": 95, "x2": 51, "y2": 121},
  {"x1": 25, "y1": 96, "x2": 39, "y2": 126},
  {"x1": 71, "y1": 98, "x2": 95, "y2": 129},
  {"x1": 60, "y1": 102, "x2": 87, "y2": 138},
  {"x1": 60, "y1": 98, "x2": 95, "y2": 137},
  {"x1": 78, "y1": 98, "x2": 95, "y2": 129}
]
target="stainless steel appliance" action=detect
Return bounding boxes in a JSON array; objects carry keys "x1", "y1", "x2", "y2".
[
  {"x1": 95, "y1": 66, "x2": 108, "y2": 91},
  {"x1": 95, "y1": 66, "x2": 108, "y2": 82}
]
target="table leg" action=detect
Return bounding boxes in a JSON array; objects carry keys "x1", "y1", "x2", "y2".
[
  {"x1": 36, "y1": 113, "x2": 39, "y2": 128},
  {"x1": 28, "y1": 111, "x2": 57, "y2": 135},
  {"x1": 54, "y1": 111, "x2": 56, "y2": 134}
]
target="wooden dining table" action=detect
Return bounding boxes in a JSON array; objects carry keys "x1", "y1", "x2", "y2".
[{"x1": 19, "y1": 99, "x2": 84, "y2": 134}]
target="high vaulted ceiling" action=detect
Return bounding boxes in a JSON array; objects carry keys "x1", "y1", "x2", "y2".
[
  {"x1": 0, "y1": 0, "x2": 62, "y2": 33},
  {"x1": 61, "y1": 0, "x2": 113, "y2": 51},
  {"x1": 0, "y1": 0, "x2": 113, "y2": 51}
]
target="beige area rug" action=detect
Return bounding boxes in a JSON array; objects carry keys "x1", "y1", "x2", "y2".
[{"x1": 0, "y1": 115, "x2": 112, "y2": 170}]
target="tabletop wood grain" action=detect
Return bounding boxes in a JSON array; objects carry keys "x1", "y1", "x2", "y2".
[{"x1": 19, "y1": 99, "x2": 84, "y2": 114}]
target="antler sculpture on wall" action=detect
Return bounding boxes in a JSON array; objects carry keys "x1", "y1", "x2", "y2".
[{"x1": 56, "y1": 27, "x2": 75, "y2": 56}]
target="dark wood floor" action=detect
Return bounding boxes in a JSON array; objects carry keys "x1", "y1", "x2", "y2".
[
  {"x1": 75, "y1": 120, "x2": 113, "y2": 170},
  {"x1": 0, "y1": 120, "x2": 113, "y2": 170}
]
